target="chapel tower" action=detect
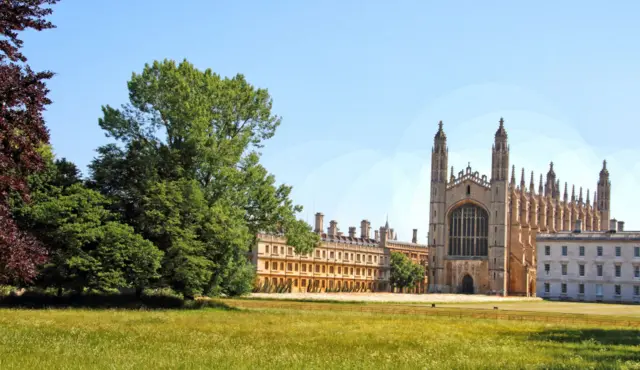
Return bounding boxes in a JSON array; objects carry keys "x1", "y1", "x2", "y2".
[
  {"x1": 489, "y1": 118, "x2": 510, "y2": 294},
  {"x1": 597, "y1": 160, "x2": 611, "y2": 230},
  {"x1": 428, "y1": 121, "x2": 447, "y2": 291}
]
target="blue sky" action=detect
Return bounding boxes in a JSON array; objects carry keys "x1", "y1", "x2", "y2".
[{"x1": 21, "y1": 0, "x2": 640, "y2": 239}]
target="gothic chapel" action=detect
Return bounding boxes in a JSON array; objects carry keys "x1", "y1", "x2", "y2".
[{"x1": 427, "y1": 119, "x2": 611, "y2": 296}]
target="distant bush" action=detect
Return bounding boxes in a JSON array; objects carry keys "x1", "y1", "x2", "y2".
[{"x1": 0, "y1": 289, "x2": 233, "y2": 310}]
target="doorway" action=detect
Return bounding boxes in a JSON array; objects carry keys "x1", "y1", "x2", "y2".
[{"x1": 461, "y1": 274, "x2": 474, "y2": 294}]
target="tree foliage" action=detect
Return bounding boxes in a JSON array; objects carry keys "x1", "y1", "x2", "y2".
[
  {"x1": 0, "y1": 0, "x2": 58, "y2": 284},
  {"x1": 89, "y1": 59, "x2": 318, "y2": 297},
  {"x1": 389, "y1": 252, "x2": 425, "y2": 290}
]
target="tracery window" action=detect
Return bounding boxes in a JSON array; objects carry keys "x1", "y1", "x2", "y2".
[{"x1": 448, "y1": 204, "x2": 489, "y2": 257}]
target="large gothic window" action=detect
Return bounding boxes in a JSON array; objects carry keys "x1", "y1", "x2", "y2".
[{"x1": 448, "y1": 204, "x2": 489, "y2": 257}]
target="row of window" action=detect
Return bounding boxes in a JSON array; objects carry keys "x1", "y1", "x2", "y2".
[
  {"x1": 543, "y1": 282, "x2": 640, "y2": 296},
  {"x1": 263, "y1": 261, "x2": 383, "y2": 278},
  {"x1": 263, "y1": 245, "x2": 389, "y2": 264},
  {"x1": 543, "y1": 262, "x2": 640, "y2": 278},
  {"x1": 267, "y1": 277, "x2": 379, "y2": 290},
  {"x1": 544, "y1": 245, "x2": 640, "y2": 257}
]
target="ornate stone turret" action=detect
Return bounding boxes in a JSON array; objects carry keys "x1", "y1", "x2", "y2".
[
  {"x1": 545, "y1": 162, "x2": 557, "y2": 197},
  {"x1": 520, "y1": 168, "x2": 526, "y2": 191},
  {"x1": 563, "y1": 182, "x2": 568, "y2": 203},
  {"x1": 492, "y1": 118, "x2": 509, "y2": 182},
  {"x1": 597, "y1": 160, "x2": 611, "y2": 230},
  {"x1": 529, "y1": 171, "x2": 535, "y2": 194},
  {"x1": 510, "y1": 165, "x2": 516, "y2": 188},
  {"x1": 431, "y1": 121, "x2": 448, "y2": 183},
  {"x1": 538, "y1": 174, "x2": 543, "y2": 195}
]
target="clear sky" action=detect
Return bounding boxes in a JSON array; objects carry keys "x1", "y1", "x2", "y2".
[{"x1": 21, "y1": 0, "x2": 640, "y2": 240}]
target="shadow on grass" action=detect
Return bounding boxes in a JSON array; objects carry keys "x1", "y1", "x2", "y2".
[
  {"x1": 522, "y1": 328, "x2": 640, "y2": 366},
  {"x1": 530, "y1": 328, "x2": 640, "y2": 346},
  {"x1": 0, "y1": 292, "x2": 236, "y2": 311}
]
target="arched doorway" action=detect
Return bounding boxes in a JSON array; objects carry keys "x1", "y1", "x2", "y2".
[{"x1": 461, "y1": 274, "x2": 474, "y2": 294}]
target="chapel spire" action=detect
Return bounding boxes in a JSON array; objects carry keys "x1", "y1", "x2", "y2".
[
  {"x1": 563, "y1": 182, "x2": 568, "y2": 202},
  {"x1": 520, "y1": 167, "x2": 526, "y2": 190},
  {"x1": 431, "y1": 121, "x2": 448, "y2": 183},
  {"x1": 529, "y1": 171, "x2": 535, "y2": 193},
  {"x1": 491, "y1": 118, "x2": 509, "y2": 182},
  {"x1": 538, "y1": 174, "x2": 543, "y2": 195}
]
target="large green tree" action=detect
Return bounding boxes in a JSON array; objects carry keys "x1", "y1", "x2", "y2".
[
  {"x1": 389, "y1": 252, "x2": 425, "y2": 291},
  {"x1": 89, "y1": 59, "x2": 319, "y2": 297},
  {"x1": 13, "y1": 151, "x2": 163, "y2": 296}
]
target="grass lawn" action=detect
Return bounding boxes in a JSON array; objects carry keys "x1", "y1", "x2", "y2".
[
  {"x1": 1, "y1": 305, "x2": 639, "y2": 369},
  {"x1": 438, "y1": 301, "x2": 640, "y2": 317}
]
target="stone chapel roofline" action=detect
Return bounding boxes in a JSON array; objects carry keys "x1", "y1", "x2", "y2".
[
  {"x1": 312, "y1": 212, "x2": 426, "y2": 248},
  {"x1": 447, "y1": 162, "x2": 491, "y2": 189}
]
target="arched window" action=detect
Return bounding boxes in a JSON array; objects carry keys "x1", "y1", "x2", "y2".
[{"x1": 448, "y1": 204, "x2": 489, "y2": 257}]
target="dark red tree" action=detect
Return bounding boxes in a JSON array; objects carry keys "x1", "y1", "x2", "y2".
[{"x1": 0, "y1": 0, "x2": 59, "y2": 284}]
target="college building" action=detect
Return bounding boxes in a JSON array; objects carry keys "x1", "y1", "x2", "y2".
[
  {"x1": 250, "y1": 213, "x2": 428, "y2": 293},
  {"x1": 537, "y1": 219, "x2": 640, "y2": 303}
]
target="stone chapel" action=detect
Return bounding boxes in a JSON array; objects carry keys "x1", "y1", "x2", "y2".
[{"x1": 427, "y1": 118, "x2": 611, "y2": 296}]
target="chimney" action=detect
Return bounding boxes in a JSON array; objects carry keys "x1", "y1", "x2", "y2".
[
  {"x1": 574, "y1": 219, "x2": 582, "y2": 233},
  {"x1": 374, "y1": 230, "x2": 379, "y2": 241},
  {"x1": 348, "y1": 227, "x2": 356, "y2": 238},
  {"x1": 380, "y1": 226, "x2": 388, "y2": 245},
  {"x1": 618, "y1": 221, "x2": 625, "y2": 232},
  {"x1": 360, "y1": 219, "x2": 370, "y2": 239},
  {"x1": 412, "y1": 229, "x2": 418, "y2": 243},
  {"x1": 390, "y1": 228, "x2": 395, "y2": 240},
  {"x1": 609, "y1": 219, "x2": 617, "y2": 232},
  {"x1": 328, "y1": 220, "x2": 338, "y2": 237},
  {"x1": 314, "y1": 212, "x2": 324, "y2": 234}
]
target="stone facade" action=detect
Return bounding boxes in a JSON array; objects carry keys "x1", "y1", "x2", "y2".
[
  {"x1": 537, "y1": 223, "x2": 640, "y2": 303},
  {"x1": 250, "y1": 214, "x2": 428, "y2": 293},
  {"x1": 428, "y1": 118, "x2": 611, "y2": 296}
]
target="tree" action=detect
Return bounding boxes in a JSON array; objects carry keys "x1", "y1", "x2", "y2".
[
  {"x1": 0, "y1": 0, "x2": 59, "y2": 284},
  {"x1": 89, "y1": 59, "x2": 319, "y2": 297},
  {"x1": 389, "y1": 252, "x2": 425, "y2": 291},
  {"x1": 15, "y1": 183, "x2": 163, "y2": 295}
]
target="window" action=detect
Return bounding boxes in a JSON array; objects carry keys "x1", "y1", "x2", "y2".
[
  {"x1": 635, "y1": 286, "x2": 640, "y2": 296},
  {"x1": 368, "y1": 255, "x2": 372, "y2": 262},
  {"x1": 316, "y1": 250, "x2": 320, "y2": 258},
  {"x1": 561, "y1": 264, "x2": 567, "y2": 276},
  {"x1": 302, "y1": 279, "x2": 306, "y2": 287},
  {"x1": 615, "y1": 284, "x2": 621, "y2": 295},
  {"x1": 544, "y1": 283, "x2": 550, "y2": 293},
  {"x1": 272, "y1": 263, "x2": 277, "y2": 271},
  {"x1": 596, "y1": 284, "x2": 603, "y2": 296},
  {"x1": 597, "y1": 264, "x2": 603, "y2": 276},
  {"x1": 561, "y1": 283, "x2": 567, "y2": 294},
  {"x1": 302, "y1": 264, "x2": 306, "y2": 272},
  {"x1": 635, "y1": 247, "x2": 640, "y2": 257},
  {"x1": 322, "y1": 250, "x2": 326, "y2": 258},
  {"x1": 295, "y1": 264, "x2": 298, "y2": 272},
  {"x1": 579, "y1": 284, "x2": 584, "y2": 294},
  {"x1": 616, "y1": 246, "x2": 621, "y2": 257},
  {"x1": 294, "y1": 279, "x2": 298, "y2": 287},
  {"x1": 264, "y1": 261, "x2": 269, "y2": 270},
  {"x1": 330, "y1": 251, "x2": 334, "y2": 259},
  {"x1": 322, "y1": 265, "x2": 326, "y2": 273},
  {"x1": 545, "y1": 246, "x2": 551, "y2": 256},
  {"x1": 368, "y1": 269, "x2": 372, "y2": 276},
  {"x1": 356, "y1": 268, "x2": 360, "y2": 276},
  {"x1": 615, "y1": 265, "x2": 621, "y2": 277},
  {"x1": 562, "y1": 246, "x2": 567, "y2": 256},
  {"x1": 329, "y1": 266, "x2": 334, "y2": 274},
  {"x1": 280, "y1": 262, "x2": 284, "y2": 270},
  {"x1": 288, "y1": 247, "x2": 293, "y2": 256},
  {"x1": 338, "y1": 267, "x2": 341, "y2": 274},
  {"x1": 321, "y1": 280, "x2": 325, "y2": 288},
  {"x1": 448, "y1": 204, "x2": 489, "y2": 256},
  {"x1": 374, "y1": 256, "x2": 378, "y2": 263},
  {"x1": 315, "y1": 265, "x2": 320, "y2": 273},
  {"x1": 338, "y1": 252, "x2": 342, "y2": 259},
  {"x1": 280, "y1": 246, "x2": 284, "y2": 254},
  {"x1": 265, "y1": 245, "x2": 269, "y2": 253},
  {"x1": 544, "y1": 264, "x2": 550, "y2": 275},
  {"x1": 597, "y1": 246, "x2": 603, "y2": 256},
  {"x1": 579, "y1": 246, "x2": 585, "y2": 256},
  {"x1": 357, "y1": 254, "x2": 361, "y2": 262},
  {"x1": 579, "y1": 264, "x2": 585, "y2": 277},
  {"x1": 287, "y1": 263, "x2": 292, "y2": 271},
  {"x1": 635, "y1": 266, "x2": 639, "y2": 278}
]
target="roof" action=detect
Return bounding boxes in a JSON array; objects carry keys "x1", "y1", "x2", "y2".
[{"x1": 537, "y1": 230, "x2": 640, "y2": 242}]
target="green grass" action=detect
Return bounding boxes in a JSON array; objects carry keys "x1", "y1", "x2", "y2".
[{"x1": 1, "y1": 305, "x2": 639, "y2": 369}]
